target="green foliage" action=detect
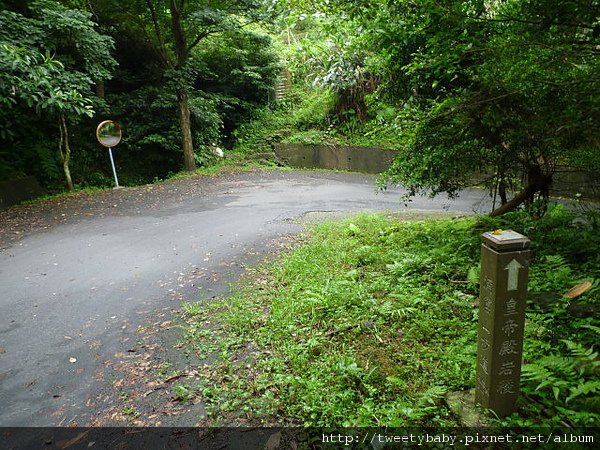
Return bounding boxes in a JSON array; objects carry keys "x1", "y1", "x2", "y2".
[
  {"x1": 475, "y1": 204, "x2": 600, "y2": 273},
  {"x1": 0, "y1": 0, "x2": 116, "y2": 188},
  {"x1": 184, "y1": 215, "x2": 483, "y2": 426},
  {"x1": 104, "y1": 83, "x2": 227, "y2": 182},
  {"x1": 519, "y1": 336, "x2": 600, "y2": 425},
  {"x1": 0, "y1": 0, "x2": 282, "y2": 190},
  {"x1": 173, "y1": 384, "x2": 198, "y2": 403},
  {"x1": 89, "y1": 0, "x2": 277, "y2": 171},
  {"x1": 0, "y1": 43, "x2": 70, "y2": 112},
  {"x1": 192, "y1": 30, "x2": 280, "y2": 135},
  {"x1": 232, "y1": 85, "x2": 334, "y2": 153},
  {"x1": 272, "y1": 7, "x2": 333, "y2": 84},
  {"x1": 523, "y1": 339, "x2": 600, "y2": 401},
  {"x1": 288, "y1": 87, "x2": 335, "y2": 132},
  {"x1": 0, "y1": 1, "x2": 115, "y2": 117},
  {"x1": 121, "y1": 405, "x2": 140, "y2": 418},
  {"x1": 0, "y1": 115, "x2": 62, "y2": 184},
  {"x1": 229, "y1": 8, "x2": 363, "y2": 153},
  {"x1": 288, "y1": 0, "x2": 600, "y2": 212},
  {"x1": 480, "y1": 206, "x2": 600, "y2": 425},
  {"x1": 232, "y1": 105, "x2": 290, "y2": 154},
  {"x1": 88, "y1": 1, "x2": 280, "y2": 180},
  {"x1": 105, "y1": 86, "x2": 182, "y2": 180},
  {"x1": 178, "y1": 206, "x2": 599, "y2": 427},
  {"x1": 230, "y1": 5, "x2": 420, "y2": 151}
]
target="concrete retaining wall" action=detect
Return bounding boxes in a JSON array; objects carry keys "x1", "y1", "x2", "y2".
[
  {"x1": 273, "y1": 144, "x2": 598, "y2": 199},
  {"x1": 0, "y1": 176, "x2": 44, "y2": 209},
  {"x1": 273, "y1": 143, "x2": 395, "y2": 174}
]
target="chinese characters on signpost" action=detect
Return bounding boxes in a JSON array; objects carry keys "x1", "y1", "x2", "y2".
[{"x1": 475, "y1": 230, "x2": 530, "y2": 417}]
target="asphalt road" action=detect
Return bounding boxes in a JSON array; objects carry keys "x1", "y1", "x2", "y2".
[{"x1": 0, "y1": 170, "x2": 493, "y2": 426}]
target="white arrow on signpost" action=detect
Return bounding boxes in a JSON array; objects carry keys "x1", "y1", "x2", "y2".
[{"x1": 505, "y1": 259, "x2": 524, "y2": 291}]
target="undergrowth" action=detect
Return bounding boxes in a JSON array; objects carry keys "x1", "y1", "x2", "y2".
[
  {"x1": 232, "y1": 85, "x2": 406, "y2": 156},
  {"x1": 179, "y1": 205, "x2": 599, "y2": 427}
]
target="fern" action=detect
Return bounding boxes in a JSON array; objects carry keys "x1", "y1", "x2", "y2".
[
  {"x1": 529, "y1": 254, "x2": 574, "y2": 291},
  {"x1": 522, "y1": 363, "x2": 553, "y2": 384},
  {"x1": 417, "y1": 385, "x2": 447, "y2": 407},
  {"x1": 580, "y1": 324, "x2": 600, "y2": 334},
  {"x1": 522, "y1": 338, "x2": 600, "y2": 423},
  {"x1": 378, "y1": 301, "x2": 417, "y2": 319},
  {"x1": 567, "y1": 380, "x2": 600, "y2": 403}
]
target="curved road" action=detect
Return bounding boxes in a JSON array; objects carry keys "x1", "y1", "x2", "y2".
[{"x1": 0, "y1": 170, "x2": 492, "y2": 426}]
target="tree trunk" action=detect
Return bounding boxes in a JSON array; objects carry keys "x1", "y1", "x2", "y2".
[
  {"x1": 58, "y1": 114, "x2": 74, "y2": 191},
  {"x1": 95, "y1": 80, "x2": 105, "y2": 98},
  {"x1": 498, "y1": 178, "x2": 508, "y2": 205},
  {"x1": 489, "y1": 184, "x2": 536, "y2": 216},
  {"x1": 489, "y1": 165, "x2": 552, "y2": 217},
  {"x1": 177, "y1": 89, "x2": 196, "y2": 171},
  {"x1": 169, "y1": 1, "x2": 196, "y2": 172}
]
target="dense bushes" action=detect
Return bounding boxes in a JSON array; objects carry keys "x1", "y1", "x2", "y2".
[{"x1": 0, "y1": 1, "x2": 279, "y2": 190}]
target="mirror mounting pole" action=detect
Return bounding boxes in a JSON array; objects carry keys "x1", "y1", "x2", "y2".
[
  {"x1": 96, "y1": 120, "x2": 123, "y2": 189},
  {"x1": 108, "y1": 147, "x2": 119, "y2": 187}
]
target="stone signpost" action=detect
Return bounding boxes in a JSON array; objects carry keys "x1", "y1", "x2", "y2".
[{"x1": 475, "y1": 230, "x2": 530, "y2": 417}]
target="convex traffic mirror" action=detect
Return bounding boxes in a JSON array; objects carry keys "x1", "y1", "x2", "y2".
[
  {"x1": 96, "y1": 120, "x2": 123, "y2": 187},
  {"x1": 96, "y1": 120, "x2": 122, "y2": 148}
]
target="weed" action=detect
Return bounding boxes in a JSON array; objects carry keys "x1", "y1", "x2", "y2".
[
  {"x1": 173, "y1": 384, "x2": 197, "y2": 402},
  {"x1": 121, "y1": 406, "x2": 140, "y2": 418},
  {"x1": 156, "y1": 362, "x2": 175, "y2": 379}
]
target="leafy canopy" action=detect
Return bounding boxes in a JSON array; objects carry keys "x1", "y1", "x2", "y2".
[
  {"x1": 294, "y1": 0, "x2": 600, "y2": 212},
  {"x1": 0, "y1": 0, "x2": 116, "y2": 120}
]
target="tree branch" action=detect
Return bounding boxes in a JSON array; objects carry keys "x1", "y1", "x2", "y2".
[
  {"x1": 239, "y1": 18, "x2": 261, "y2": 29},
  {"x1": 489, "y1": 183, "x2": 536, "y2": 216},
  {"x1": 146, "y1": 0, "x2": 169, "y2": 67},
  {"x1": 186, "y1": 30, "x2": 211, "y2": 54},
  {"x1": 443, "y1": 6, "x2": 596, "y2": 30},
  {"x1": 170, "y1": 0, "x2": 187, "y2": 68}
]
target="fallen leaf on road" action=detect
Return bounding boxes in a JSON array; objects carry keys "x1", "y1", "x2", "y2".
[
  {"x1": 69, "y1": 357, "x2": 77, "y2": 363},
  {"x1": 0, "y1": 346, "x2": 5, "y2": 354}
]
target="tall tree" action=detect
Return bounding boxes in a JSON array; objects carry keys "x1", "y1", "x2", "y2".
[{"x1": 94, "y1": 0, "x2": 273, "y2": 171}]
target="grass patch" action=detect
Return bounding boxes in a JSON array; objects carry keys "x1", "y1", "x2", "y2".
[
  {"x1": 20, "y1": 185, "x2": 108, "y2": 205},
  {"x1": 162, "y1": 153, "x2": 276, "y2": 182},
  {"x1": 180, "y1": 206, "x2": 600, "y2": 427}
]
